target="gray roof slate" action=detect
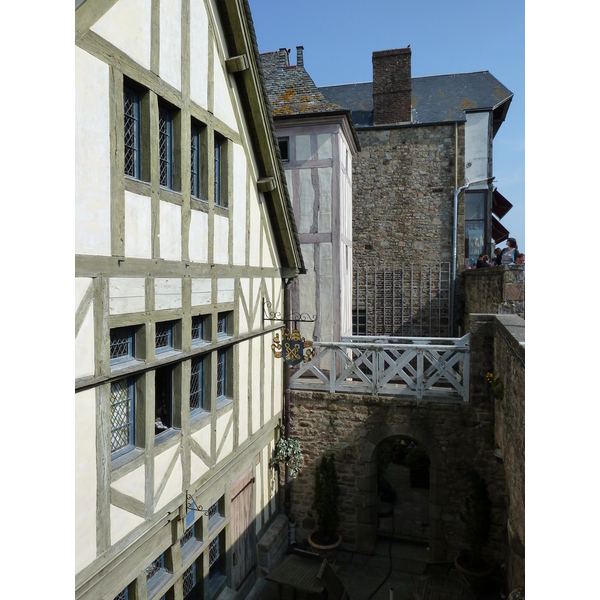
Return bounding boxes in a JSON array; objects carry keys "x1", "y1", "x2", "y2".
[{"x1": 319, "y1": 71, "x2": 513, "y2": 127}]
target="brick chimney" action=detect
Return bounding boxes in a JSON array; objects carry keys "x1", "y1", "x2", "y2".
[{"x1": 372, "y1": 47, "x2": 412, "y2": 125}]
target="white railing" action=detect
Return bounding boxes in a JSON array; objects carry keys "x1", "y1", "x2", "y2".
[{"x1": 290, "y1": 334, "x2": 470, "y2": 402}]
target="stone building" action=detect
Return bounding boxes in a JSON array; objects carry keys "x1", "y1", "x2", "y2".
[
  {"x1": 260, "y1": 47, "x2": 360, "y2": 344},
  {"x1": 321, "y1": 47, "x2": 514, "y2": 335},
  {"x1": 74, "y1": 1, "x2": 304, "y2": 599}
]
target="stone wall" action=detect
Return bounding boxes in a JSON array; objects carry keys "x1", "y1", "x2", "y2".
[
  {"x1": 463, "y1": 265, "x2": 525, "y2": 332},
  {"x1": 287, "y1": 372, "x2": 506, "y2": 563},
  {"x1": 492, "y1": 315, "x2": 525, "y2": 593},
  {"x1": 256, "y1": 513, "x2": 289, "y2": 576},
  {"x1": 352, "y1": 123, "x2": 465, "y2": 268}
]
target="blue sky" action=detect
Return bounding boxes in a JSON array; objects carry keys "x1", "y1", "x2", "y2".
[{"x1": 249, "y1": 0, "x2": 525, "y2": 252}]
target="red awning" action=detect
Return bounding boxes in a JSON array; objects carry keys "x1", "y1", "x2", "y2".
[
  {"x1": 492, "y1": 189, "x2": 513, "y2": 219},
  {"x1": 492, "y1": 216, "x2": 509, "y2": 243}
]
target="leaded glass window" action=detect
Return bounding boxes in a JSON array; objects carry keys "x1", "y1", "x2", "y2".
[
  {"x1": 183, "y1": 563, "x2": 196, "y2": 598},
  {"x1": 216, "y1": 313, "x2": 228, "y2": 338},
  {"x1": 124, "y1": 87, "x2": 140, "y2": 178},
  {"x1": 110, "y1": 379, "x2": 134, "y2": 455},
  {"x1": 110, "y1": 327, "x2": 134, "y2": 365},
  {"x1": 191, "y1": 315, "x2": 204, "y2": 344},
  {"x1": 181, "y1": 523, "x2": 195, "y2": 548},
  {"x1": 190, "y1": 356, "x2": 203, "y2": 413},
  {"x1": 155, "y1": 321, "x2": 173, "y2": 354},
  {"x1": 209, "y1": 537, "x2": 220, "y2": 579},
  {"x1": 214, "y1": 135, "x2": 221, "y2": 206},
  {"x1": 159, "y1": 106, "x2": 173, "y2": 189},
  {"x1": 216, "y1": 350, "x2": 226, "y2": 398},
  {"x1": 114, "y1": 587, "x2": 128, "y2": 600},
  {"x1": 191, "y1": 123, "x2": 200, "y2": 198},
  {"x1": 155, "y1": 365, "x2": 172, "y2": 433},
  {"x1": 146, "y1": 553, "x2": 164, "y2": 584},
  {"x1": 208, "y1": 500, "x2": 219, "y2": 522}
]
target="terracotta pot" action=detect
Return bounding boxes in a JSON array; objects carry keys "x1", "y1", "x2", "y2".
[{"x1": 307, "y1": 531, "x2": 342, "y2": 558}]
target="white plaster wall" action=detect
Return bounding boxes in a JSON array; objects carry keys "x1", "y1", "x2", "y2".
[
  {"x1": 216, "y1": 411, "x2": 234, "y2": 462},
  {"x1": 298, "y1": 244, "x2": 316, "y2": 341},
  {"x1": 232, "y1": 144, "x2": 247, "y2": 266},
  {"x1": 214, "y1": 214, "x2": 230, "y2": 264},
  {"x1": 273, "y1": 341, "x2": 283, "y2": 416},
  {"x1": 252, "y1": 277, "x2": 262, "y2": 331},
  {"x1": 254, "y1": 452, "x2": 263, "y2": 531},
  {"x1": 190, "y1": 450, "x2": 209, "y2": 483},
  {"x1": 156, "y1": 458, "x2": 183, "y2": 511},
  {"x1": 318, "y1": 167, "x2": 332, "y2": 232},
  {"x1": 75, "y1": 388, "x2": 97, "y2": 573},
  {"x1": 191, "y1": 424, "x2": 211, "y2": 483},
  {"x1": 296, "y1": 134, "x2": 311, "y2": 161},
  {"x1": 263, "y1": 339, "x2": 272, "y2": 422},
  {"x1": 189, "y1": 209, "x2": 209, "y2": 263},
  {"x1": 159, "y1": 201, "x2": 182, "y2": 261},
  {"x1": 190, "y1": 0, "x2": 209, "y2": 109},
  {"x1": 298, "y1": 169, "x2": 314, "y2": 233},
  {"x1": 248, "y1": 189, "x2": 261, "y2": 266},
  {"x1": 159, "y1": 0, "x2": 182, "y2": 91},
  {"x1": 191, "y1": 278, "x2": 212, "y2": 306},
  {"x1": 91, "y1": 0, "x2": 152, "y2": 70},
  {"x1": 154, "y1": 444, "x2": 180, "y2": 495},
  {"x1": 465, "y1": 112, "x2": 491, "y2": 183},
  {"x1": 212, "y1": 41, "x2": 238, "y2": 131},
  {"x1": 110, "y1": 278, "x2": 146, "y2": 314},
  {"x1": 75, "y1": 48, "x2": 111, "y2": 256},
  {"x1": 76, "y1": 279, "x2": 95, "y2": 379},
  {"x1": 238, "y1": 278, "x2": 250, "y2": 334},
  {"x1": 251, "y1": 337, "x2": 261, "y2": 434},
  {"x1": 155, "y1": 278, "x2": 182, "y2": 310},
  {"x1": 317, "y1": 133, "x2": 333, "y2": 159},
  {"x1": 237, "y1": 339, "x2": 249, "y2": 444},
  {"x1": 112, "y1": 464, "x2": 146, "y2": 502},
  {"x1": 125, "y1": 191, "x2": 153, "y2": 259},
  {"x1": 111, "y1": 505, "x2": 145, "y2": 545},
  {"x1": 217, "y1": 277, "x2": 234, "y2": 303},
  {"x1": 319, "y1": 242, "x2": 334, "y2": 342}
]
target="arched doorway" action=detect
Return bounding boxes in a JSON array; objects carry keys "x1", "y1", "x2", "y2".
[{"x1": 377, "y1": 436, "x2": 430, "y2": 542}]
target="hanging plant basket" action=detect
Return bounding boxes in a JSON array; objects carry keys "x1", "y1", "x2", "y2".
[{"x1": 269, "y1": 437, "x2": 304, "y2": 479}]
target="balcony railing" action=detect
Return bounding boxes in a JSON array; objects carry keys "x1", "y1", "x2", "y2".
[{"x1": 290, "y1": 335, "x2": 470, "y2": 402}]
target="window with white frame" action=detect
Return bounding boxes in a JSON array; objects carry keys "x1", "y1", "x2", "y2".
[{"x1": 110, "y1": 378, "x2": 135, "y2": 456}]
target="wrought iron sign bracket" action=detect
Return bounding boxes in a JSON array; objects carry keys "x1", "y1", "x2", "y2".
[
  {"x1": 185, "y1": 492, "x2": 212, "y2": 516},
  {"x1": 263, "y1": 299, "x2": 317, "y2": 329}
]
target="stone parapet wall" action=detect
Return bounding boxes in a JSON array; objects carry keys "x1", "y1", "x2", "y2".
[
  {"x1": 492, "y1": 315, "x2": 525, "y2": 593},
  {"x1": 463, "y1": 265, "x2": 525, "y2": 332},
  {"x1": 256, "y1": 514, "x2": 289, "y2": 576},
  {"x1": 352, "y1": 123, "x2": 465, "y2": 267}
]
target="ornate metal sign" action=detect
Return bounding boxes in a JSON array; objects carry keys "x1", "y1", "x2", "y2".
[{"x1": 271, "y1": 328, "x2": 315, "y2": 366}]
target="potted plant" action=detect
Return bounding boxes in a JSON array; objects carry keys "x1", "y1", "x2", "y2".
[
  {"x1": 405, "y1": 445, "x2": 430, "y2": 489},
  {"x1": 455, "y1": 471, "x2": 493, "y2": 586},
  {"x1": 308, "y1": 453, "x2": 342, "y2": 556}
]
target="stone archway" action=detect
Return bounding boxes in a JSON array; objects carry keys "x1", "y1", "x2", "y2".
[{"x1": 356, "y1": 423, "x2": 448, "y2": 560}]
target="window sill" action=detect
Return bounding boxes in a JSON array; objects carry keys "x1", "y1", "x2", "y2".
[
  {"x1": 216, "y1": 397, "x2": 233, "y2": 411},
  {"x1": 111, "y1": 447, "x2": 145, "y2": 472},
  {"x1": 155, "y1": 348, "x2": 181, "y2": 361},
  {"x1": 111, "y1": 358, "x2": 143, "y2": 373},
  {"x1": 190, "y1": 410, "x2": 210, "y2": 428},
  {"x1": 209, "y1": 573, "x2": 227, "y2": 599},
  {"x1": 155, "y1": 427, "x2": 180, "y2": 447}
]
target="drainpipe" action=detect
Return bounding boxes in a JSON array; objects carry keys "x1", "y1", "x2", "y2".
[{"x1": 451, "y1": 177, "x2": 495, "y2": 336}]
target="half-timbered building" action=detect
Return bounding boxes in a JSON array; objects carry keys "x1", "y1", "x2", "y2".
[{"x1": 75, "y1": 1, "x2": 303, "y2": 598}]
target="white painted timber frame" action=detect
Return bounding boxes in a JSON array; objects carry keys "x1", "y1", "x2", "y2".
[{"x1": 290, "y1": 334, "x2": 470, "y2": 401}]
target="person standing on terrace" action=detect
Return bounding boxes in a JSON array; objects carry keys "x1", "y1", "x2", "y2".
[{"x1": 501, "y1": 237, "x2": 518, "y2": 265}]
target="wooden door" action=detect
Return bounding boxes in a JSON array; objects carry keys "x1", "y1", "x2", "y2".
[{"x1": 230, "y1": 467, "x2": 256, "y2": 591}]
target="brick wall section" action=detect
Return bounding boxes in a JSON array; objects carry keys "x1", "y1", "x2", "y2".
[
  {"x1": 372, "y1": 48, "x2": 412, "y2": 125},
  {"x1": 463, "y1": 266, "x2": 525, "y2": 331},
  {"x1": 493, "y1": 315, "x2": 525, "y2": 593},
  {"x1": 352, "y1": 123, "x2": 465, "y2": 267}
]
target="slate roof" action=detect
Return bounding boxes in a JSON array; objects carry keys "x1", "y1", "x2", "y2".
[
  {"x1": 319, "y1": 71, "x2": 513, "y2": 129},
  {"x1": 261, "y1": 50, "x2": 343, "y2": 116}
]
